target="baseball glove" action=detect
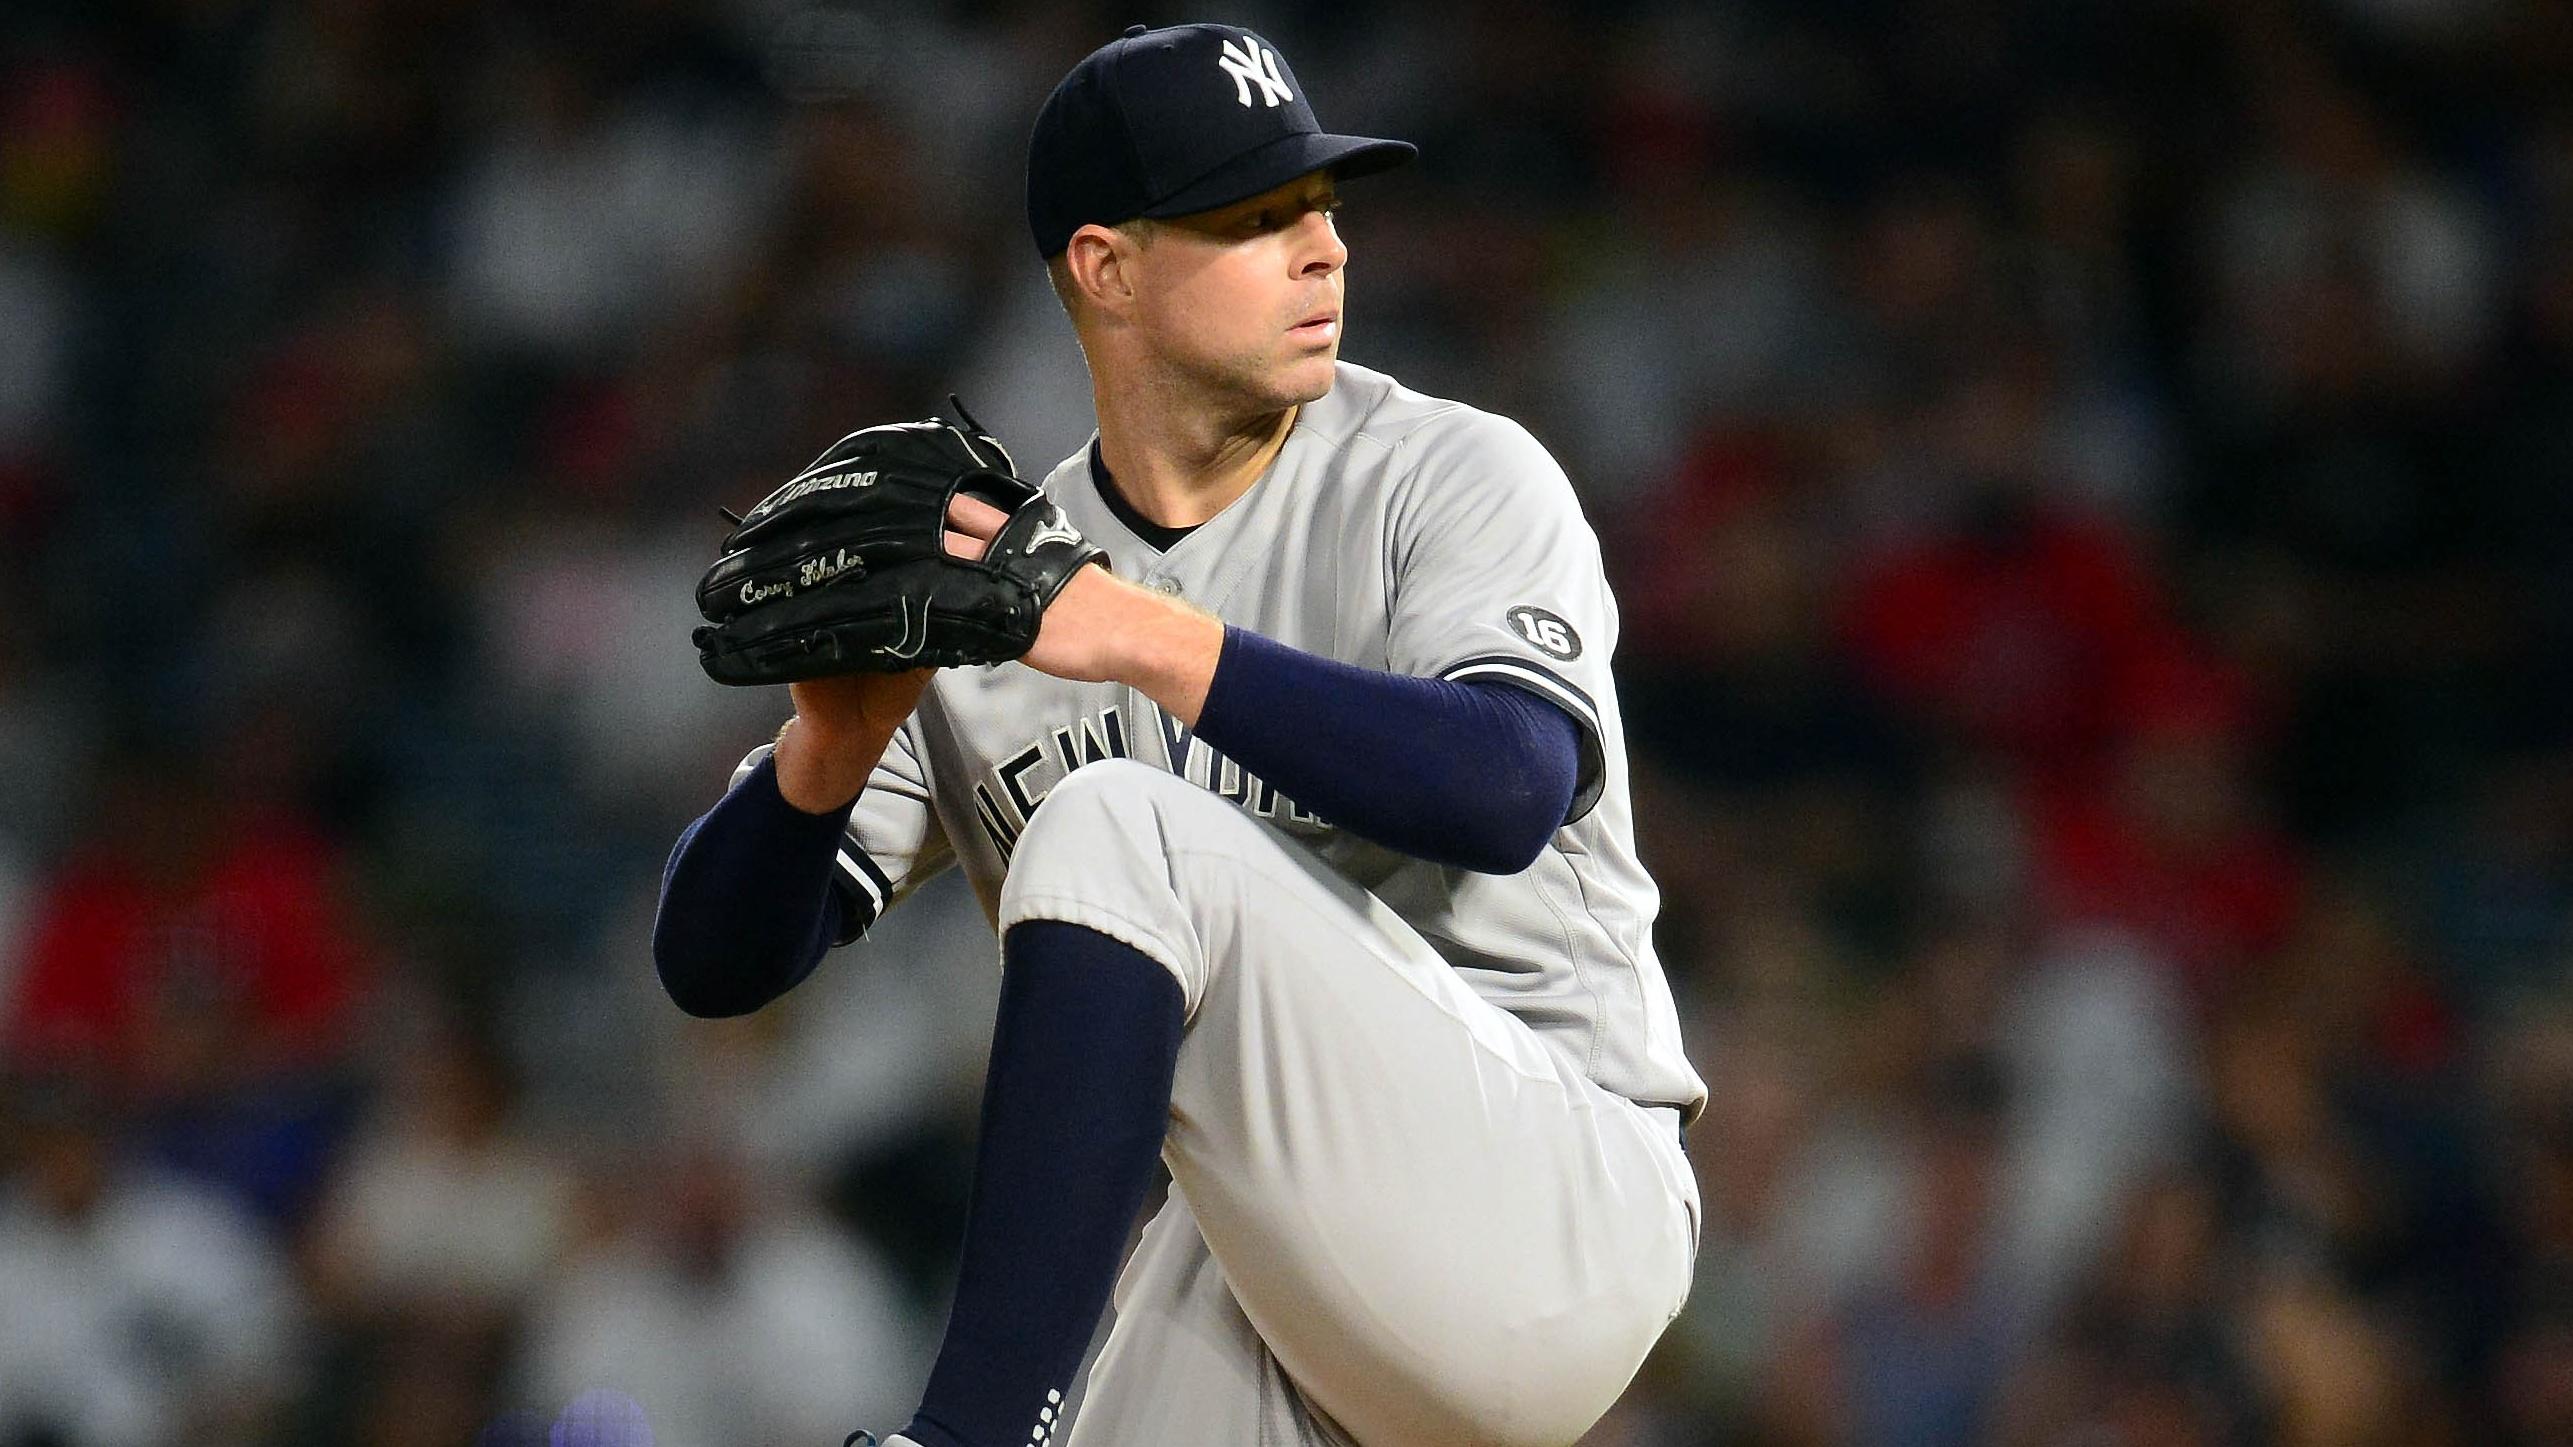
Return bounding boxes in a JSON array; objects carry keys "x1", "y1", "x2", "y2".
[{"x1": 693, "y1": 405, "x2": 1106, "y2": 684}]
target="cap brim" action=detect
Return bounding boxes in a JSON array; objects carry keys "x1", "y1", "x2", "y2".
[{"x1": 1142, "y1": 130, "x2": 1416, "y2": 222}]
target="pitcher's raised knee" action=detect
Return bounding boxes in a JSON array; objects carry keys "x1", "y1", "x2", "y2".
[
  {"x1": 1012, "y1": 758, "x2": 1225, "y2": 871},
  {"x1": 1000, "y1": 759, "x2": 1245, "y2": 1010}
]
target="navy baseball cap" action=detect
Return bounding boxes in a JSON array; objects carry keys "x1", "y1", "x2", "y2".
[{"x1": 1027, "y1": 23, "x2": 1416, "y2": 257}]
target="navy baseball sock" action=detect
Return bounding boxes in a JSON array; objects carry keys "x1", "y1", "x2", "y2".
[{"x1": 900, "y1": 921, "x2": 1185, "y2": 1447}]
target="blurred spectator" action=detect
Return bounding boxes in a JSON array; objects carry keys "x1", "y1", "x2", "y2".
[
  {"x1": 305, "y1": 1012, "x2": 572, "y2": 1329},
  {"x1": 442, "y1": 42, "x2": 778, "y2": 363},
  {"x1": 1993, "y1": 1169, "x2": 2269, "y2": 1447},
  {"x1": 1547, "y1": 181, "x2": 1839, "y2": 495},
  {"x1": 5, "y1": 742, "x2": 363, "y2": 1078},
  {"x1": 292, "y1": 1008, "x2": 579, "y2": 1447},
  {"x1": 1995, "y1": 929, "x2": 2196, "y2": 1320},
  {"x1": 465, "y1": 488, "x2": 779, "y2": 817},
  {"x1": 2199, "y1": 47, "x2": 2500, "y2": 418},
  {"x1": 514, "y1": 1141, "x2": 926, "y2": 1447},
  {"x1": 1839, "y1": 367, "x2": 2189, "y2": 789},
  {"x1": 1770, "y1": 1055, "x2": 2023, "y2": 1447},
  {"x1": 0, "y1": 1076, "x2": 300, "y2": 1446},
  {"x1": 2028, "y1": 650, "x2": 2305, "y2": 1004},
  {"x1": 4, "y1": 739, "x2": 367, "y2": 1225}
]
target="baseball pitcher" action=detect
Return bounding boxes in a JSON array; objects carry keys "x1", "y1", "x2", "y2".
[{"x1": 656, "y1": 23, "x2": 1703, "y2": 1447}]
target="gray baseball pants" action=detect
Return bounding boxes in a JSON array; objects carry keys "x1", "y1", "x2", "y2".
[{"x1": 996, "y1": 760, "x2": 1698, "y2": 1447}]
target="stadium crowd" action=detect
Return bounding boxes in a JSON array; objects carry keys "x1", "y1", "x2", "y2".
[{"x1": 3, "y1": 0, "x2": 2571, "y2": 1443}]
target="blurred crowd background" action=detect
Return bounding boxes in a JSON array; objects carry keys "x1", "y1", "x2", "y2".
[{"x1": 3, "y1": 0, "x2": 2571, "y2": 1443}]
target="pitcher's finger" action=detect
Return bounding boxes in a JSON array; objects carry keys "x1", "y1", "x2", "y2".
[
  {"x1": 943, "y1": 528, "x2": 988, "y2": 560},
  {"x1": 946, "y1": 494, "x2": 1011, "y2": 537}
]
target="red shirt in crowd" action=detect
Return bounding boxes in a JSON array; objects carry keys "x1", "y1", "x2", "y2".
[{"x1": 8, "y1": 808, "x2": 365, "y2": 1089}]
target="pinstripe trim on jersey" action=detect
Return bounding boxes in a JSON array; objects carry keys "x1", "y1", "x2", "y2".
[
  {"x1": 1436, "y1": 654, "x2": 1601, "y2": 735},
  {"x1": 828, "y1": 845, "x2": 890, "y2": 946},
  {"x1": 736, "y1": 744, "x2": 895, "y2": 946},
  {"x1": 837, "y1": 843, "x2": 893, "y2": 916},
  {"x1": 1436, "y1": 654, "x2": 1607, "y2": 824}
]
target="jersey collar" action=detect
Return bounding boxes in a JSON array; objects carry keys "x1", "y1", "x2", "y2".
[{"x1": 1086, "y1": 437, "x2": 1201, "y2": 554}]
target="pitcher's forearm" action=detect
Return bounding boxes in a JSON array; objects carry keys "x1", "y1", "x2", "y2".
[{"x1": 653, "y1": 756, "x2": 850, "y2": 1016}]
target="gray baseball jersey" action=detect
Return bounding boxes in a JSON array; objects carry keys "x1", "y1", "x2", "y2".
[{"x1": 750, "y1": 360, "x2": 1704, "y2": 1122}]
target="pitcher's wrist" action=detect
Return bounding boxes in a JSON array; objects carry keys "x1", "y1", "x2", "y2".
[
  {"x1": 1121, "y1": 599, "x2": 1224, "y2": 727},
  {"x1": 772, "y1": 716, "x2": 874, "y2": 814}
]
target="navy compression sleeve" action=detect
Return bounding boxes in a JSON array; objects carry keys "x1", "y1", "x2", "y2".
[
  {"x1": 652, "y1": 754, "x2": 850, "y2": 1017},
  {"x1": 1190, "y1": 626, "x2": 1583, "y2": 874}
]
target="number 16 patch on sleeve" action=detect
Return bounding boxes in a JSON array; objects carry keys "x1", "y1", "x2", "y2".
[{"x1": 1505, "y1": 605, "x2": 1582, "y2": 660}]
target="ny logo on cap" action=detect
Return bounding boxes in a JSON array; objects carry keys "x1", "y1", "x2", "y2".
[{"x1": 1217, "y1": 36, "x2": 1292, "y2": 108}]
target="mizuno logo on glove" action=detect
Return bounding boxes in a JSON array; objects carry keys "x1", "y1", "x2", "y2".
[{"x1": 750, "y1": 468, "x2": 880, "y2": 520}]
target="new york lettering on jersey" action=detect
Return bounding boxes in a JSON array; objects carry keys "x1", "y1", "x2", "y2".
[{"x1": 948, "y1": 697, "x2": 1327, "y2": 862}]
